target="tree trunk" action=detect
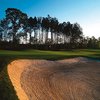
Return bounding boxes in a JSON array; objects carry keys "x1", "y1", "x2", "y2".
[
  {"x1": 51, "y1": 30, "x2": 53, "y2": 44},
  {"x1": 41, "y1": 28, "x2": 44, "y2": 44},
  {"x1": 29, "y1": 32, "x2": 32, "y2": 44},
  {"x1": 45, "y1": 30, "x2": 48, "y2": 44}
]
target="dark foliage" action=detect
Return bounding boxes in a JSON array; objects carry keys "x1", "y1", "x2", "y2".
[{"x1": 0, "y1": 8, "x2": 100, "y2": 49}]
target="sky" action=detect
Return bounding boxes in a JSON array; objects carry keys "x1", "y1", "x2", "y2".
[{"x1": 0, "y1": 0, "x2": 100, "y2": 38}]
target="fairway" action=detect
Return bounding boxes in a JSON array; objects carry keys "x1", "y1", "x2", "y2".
[{"x1": 0, "y1": 49, "x2": 100, "y2": 60}]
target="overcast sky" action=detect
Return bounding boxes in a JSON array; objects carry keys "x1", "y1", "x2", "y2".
[{"x1": 0, "y1": 0, "x2": 100, "y2": 38}]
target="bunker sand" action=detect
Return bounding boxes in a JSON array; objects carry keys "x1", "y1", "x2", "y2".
[{"x1": 8, "y1": 58, "x2": 100, "y2": 100}]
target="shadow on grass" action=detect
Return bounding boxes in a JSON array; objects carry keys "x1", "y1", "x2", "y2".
[{"x1": 0, "y1": 58, "x2": 19, "y2": 100}]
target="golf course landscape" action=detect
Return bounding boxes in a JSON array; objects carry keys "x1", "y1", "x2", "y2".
[
  {"x1": 0, "y1": 49, "x2": 100, "y2": 100},
  {"x1": 0, "y1": 0, "x2": 100, "y2": 100}
]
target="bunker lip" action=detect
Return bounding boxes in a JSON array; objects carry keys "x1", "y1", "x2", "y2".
[{"x1": 8, "y1": 57, "x2": 100, "y2": 100}]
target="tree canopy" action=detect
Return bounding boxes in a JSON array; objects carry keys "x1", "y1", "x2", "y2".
[{"x1": 0, "y1": 8, "x2": 100, "y2": 49}]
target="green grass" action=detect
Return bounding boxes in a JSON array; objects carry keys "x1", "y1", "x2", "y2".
[
  {"x1": 0, "y1": 49, "x2": 100, "y2": 60},
  {"x1": 0, "y1": 49, "x2": 100, "y2": 100}
]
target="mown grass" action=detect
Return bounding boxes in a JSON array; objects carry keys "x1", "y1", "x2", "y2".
[
  {"x1": 0, "y1": 49, "x2": 100, "y2": 60},
  {"x1": 0, "y1": 49, "x2": 100, "y2": 100}
]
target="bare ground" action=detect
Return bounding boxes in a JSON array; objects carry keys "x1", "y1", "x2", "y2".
[{"x1": 8, "y1": 58, "x2": 100, "y2": 100}]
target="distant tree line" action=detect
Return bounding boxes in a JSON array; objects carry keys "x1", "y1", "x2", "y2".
[{"x1": 0, "y1": 8, "x2": 100, "y2": 50}]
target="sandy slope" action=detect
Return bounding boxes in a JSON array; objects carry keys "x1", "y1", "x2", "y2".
[{"x1": 8, "y1": 58, "x2": 100, "y2": 100}]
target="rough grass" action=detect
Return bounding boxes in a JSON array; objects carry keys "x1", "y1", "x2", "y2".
[
  {"x1": 0, "y1": 49, "x2": 100, "y2": 100},
  {"x1": 0, "y1": 58, "x2": 19, "y2": 100}
]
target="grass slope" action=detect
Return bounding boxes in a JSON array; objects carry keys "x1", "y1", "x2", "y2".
[{"x1": 0, "y1": 49, "x2": 100, "y2": 100}]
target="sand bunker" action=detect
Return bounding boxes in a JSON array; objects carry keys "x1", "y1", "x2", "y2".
[{"x1": 8, "y1": 57, "x2": 100, "y2": 100}]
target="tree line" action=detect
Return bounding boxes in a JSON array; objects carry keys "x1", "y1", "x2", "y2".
[{"x1": 0, "y1": 8, "x2": 100, "y2": 50}]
